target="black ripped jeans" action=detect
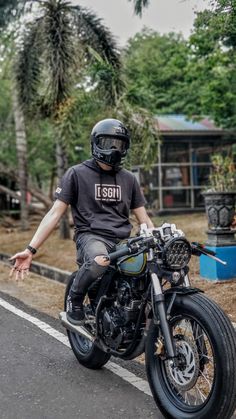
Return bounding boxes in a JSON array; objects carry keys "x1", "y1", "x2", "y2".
[{"x1": 70, "y1": 233, "x2": 118, "y2": 303}]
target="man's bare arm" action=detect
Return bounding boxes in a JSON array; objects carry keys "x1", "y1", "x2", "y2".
[
  {"x1": 131, "y1": 206, "x2": 154, "y2": 229},
  {"x1": 9, "y1": 199, "x2": 68, "y2": 280},
  {"x1": 28, "y1": 199, "x2": 68, "y2": 250}
]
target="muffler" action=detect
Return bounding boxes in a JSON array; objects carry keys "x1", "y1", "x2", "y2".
[{"x1": 59, "y1": 311, "x2": 95, "y2": 342}]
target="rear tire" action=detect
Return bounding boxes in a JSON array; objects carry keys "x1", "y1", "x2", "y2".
[
  {"x1": 64, "y1": 272, "x2": 111, "y2": 369},
  {"x1": 146, "y1": 292, "x2": 236, "y2": 419}
]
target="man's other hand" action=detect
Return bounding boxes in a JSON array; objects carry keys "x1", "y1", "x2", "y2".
[{"x1": 9, "y1": 249, "x2": 33, "y2": 281}]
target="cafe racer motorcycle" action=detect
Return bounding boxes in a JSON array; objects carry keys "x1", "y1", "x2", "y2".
[{"x1": 60, "y1": 223, "x2": 236, "y2": 419}]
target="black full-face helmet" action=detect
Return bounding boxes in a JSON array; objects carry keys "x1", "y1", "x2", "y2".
[{"x1": 91, "y1": 118, "x2": 130, "y2": 168}]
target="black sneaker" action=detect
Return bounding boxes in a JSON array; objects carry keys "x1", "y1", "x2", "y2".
[{"x1": 66, "y1": 295, "x2": 85, "y2": 325}]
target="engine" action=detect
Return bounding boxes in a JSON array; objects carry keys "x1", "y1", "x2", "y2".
[{"x1": 99, "y1": 277, "x2": 144, "y2": 350}]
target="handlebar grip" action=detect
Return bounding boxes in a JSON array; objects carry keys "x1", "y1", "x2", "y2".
[
  {"x1": 191, "y1": 242, "x2": 216, "y2": 257},
  {"x1": 109, "y1": 245, "x2": 131, "y2": 262}
]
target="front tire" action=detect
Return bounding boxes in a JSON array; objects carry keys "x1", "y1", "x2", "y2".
[
  {"x1": 64, "y1": 272, "x2": 111, "y2": 369},
  {"x1": 146, "y1": 293, "x2": 236, "y2": 419}
]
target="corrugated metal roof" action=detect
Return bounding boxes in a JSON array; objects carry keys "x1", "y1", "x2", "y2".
[{"x1": 155, "y1": 115, "x2": 222, "y2": 132}]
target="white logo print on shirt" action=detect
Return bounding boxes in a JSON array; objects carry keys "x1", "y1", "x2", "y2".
[{"x1": 95, "y1": 184, "x2": 121, "y2": 202}]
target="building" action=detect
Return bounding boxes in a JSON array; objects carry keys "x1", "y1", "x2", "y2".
[{"x1": 132, "y1": 115, "x2": 235, "y2": 213}]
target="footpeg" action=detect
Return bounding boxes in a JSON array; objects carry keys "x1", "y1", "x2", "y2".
[{"x1": 59, "y1": 312, "x2": 95, "y2": 342}]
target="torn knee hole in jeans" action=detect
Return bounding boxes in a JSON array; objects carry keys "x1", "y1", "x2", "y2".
[{"x1": 94, "y1": 255, "x2": 110, "y2": 266}]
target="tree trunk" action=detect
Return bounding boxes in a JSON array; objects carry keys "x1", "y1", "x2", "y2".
[
  {"x1": 0, "y1": 185, "x2": 44, "y2": 215},
  {"x1": 56, "y1": 141, "x2": 71, "y2": 239},
  {"x1": 0, "y1": 164, "x2": 53, "y2": 210},
  {"x1": 12, "y1": 90, "x2": 29, "y2": 230}
]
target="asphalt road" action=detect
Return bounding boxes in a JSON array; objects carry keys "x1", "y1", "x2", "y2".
[
  {"x1": 1, "y1": 291, "x2": 236, "y2": 419},
  {"x1": 0, "y1": 293, "x2": 160, "y2": 419}
]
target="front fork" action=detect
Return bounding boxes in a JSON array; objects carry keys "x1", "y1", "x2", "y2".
[{"x1": 151, "y1": 271, "x2": 177, "y2": 360}]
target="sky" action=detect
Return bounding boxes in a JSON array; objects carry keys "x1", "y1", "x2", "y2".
[{"x1": 71, "y1": 0, "x2": 211, "y2": 46}]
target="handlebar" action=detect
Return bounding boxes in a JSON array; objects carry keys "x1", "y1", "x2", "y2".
[
  {"x1": 109, "y1": 245, "x2": 131, "y2": 262},
  {"x1": 109, "y1": 237, "x2": 227, "y2": 266},
  {"x1": 108, "y1": 236, "x2": 156, "y2": 263}
]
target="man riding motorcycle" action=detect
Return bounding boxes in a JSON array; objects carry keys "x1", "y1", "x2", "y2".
[{"x1": 10, "y1": 118, "x2": 154, "y2": 325}]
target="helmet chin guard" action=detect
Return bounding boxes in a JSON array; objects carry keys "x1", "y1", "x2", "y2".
[{"x1": 90, "y1": 118, "x2": 130, "y2": 168}]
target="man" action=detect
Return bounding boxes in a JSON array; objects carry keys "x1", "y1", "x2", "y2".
[{"x1": 10, "y1": 118, "x2": 154, "y2": 325}]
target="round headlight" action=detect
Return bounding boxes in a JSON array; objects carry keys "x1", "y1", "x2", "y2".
[{"x1": 163, "y1": 237, "x2": 191, "y2": 269}]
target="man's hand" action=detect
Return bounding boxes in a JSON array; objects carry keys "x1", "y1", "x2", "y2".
[
  {"x1": 8, "y1": 200, "x2": 68, "y2": 281},
  {"x1": 9, "y1": 249, "x2": 33, "y2": 281}
]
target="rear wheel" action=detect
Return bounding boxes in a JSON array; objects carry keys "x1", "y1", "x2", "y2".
[
  {"x1": 146, "y1": 293, "x2": 236, "y2": 419},
  {"x1": 64, "y1": 272, "x2": 111, "y2": 369}
]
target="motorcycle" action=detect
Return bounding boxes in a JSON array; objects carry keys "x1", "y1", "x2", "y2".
[{"x1": 60, "y1": 223, "x2": 236, "y2": 419}]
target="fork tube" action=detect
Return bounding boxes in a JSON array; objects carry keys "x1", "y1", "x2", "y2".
[
  {"x1": 184, "y1": 275, "x2": 190, "y2": 287},
  {"x1": 151, "y1": 272, "x2": 176, "y2": 359}
]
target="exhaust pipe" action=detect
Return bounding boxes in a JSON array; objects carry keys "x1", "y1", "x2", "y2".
[{"x1": 59, "y1": 312, "x2": 95, "y2": 342}]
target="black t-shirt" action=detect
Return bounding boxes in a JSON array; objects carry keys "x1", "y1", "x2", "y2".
[{"x1": 54, "y1": 159, "x2": 145, "y2": 240}]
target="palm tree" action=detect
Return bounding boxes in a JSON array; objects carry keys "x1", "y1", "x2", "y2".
[
  {"x1": 14, "y1": 0, "x2": 123, "y2": 238},
  {"x1": 0, "y1": 0, "x2": 150, "y2": 27},
  {"x1": 128, "y1": 0, "x2": 150, "y2": 16},
  {"x1": 12, "y1": 88, "x2": 29, "y2": 230},
  {"x1": 1, "y1": 0, "x2": 154, "y2": 235},
  {"x1": 0, "y1": 21, "x2": 30, "y2": 230}
]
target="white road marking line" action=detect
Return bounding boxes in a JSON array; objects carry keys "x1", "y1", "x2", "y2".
[{"x1": 0, "y1": 297, "x2": 152, "y2": 397}]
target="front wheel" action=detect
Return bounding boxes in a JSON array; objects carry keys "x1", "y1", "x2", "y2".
[
  {"x1": 146, "y1": 293, "x2": 236, "y2": 419},
  {"x1": 64, "y1": 272, "x2": 111, "y2": 369}
]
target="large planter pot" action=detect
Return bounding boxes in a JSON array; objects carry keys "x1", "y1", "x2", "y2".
[
  {"x1": 201, "y1": 191, "x2": 236, "y2": 278},
  {"x1": 203, "y1": 191, "x2": 236, "y2": 230}
]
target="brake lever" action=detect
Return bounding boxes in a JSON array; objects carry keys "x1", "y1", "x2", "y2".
[{"x1": 191, "y1": 242, "x2": 227, "y2": 266}]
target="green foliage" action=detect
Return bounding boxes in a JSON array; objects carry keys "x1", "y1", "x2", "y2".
[
  {"x1": 113, "y1": 98, "x2": 159, "y2": 168},
  {"x1": 0, "y1": 77, "x2": 17, "y2": 168},
  {"x1": 187, "y1": 0, "x2": 236, "y2": 128},
  {"x1": 207, "y1": 154, "x2": 236, "y2": 192},
  {"x1": 124, "y1": 30, "x2": 190, "y2": 114},
  {"x1": 87, "y1": 46, "x2": 124, "y2": 106},
  {"x1": 124, "y1": 18, "x2": 236, "y2": 129}
]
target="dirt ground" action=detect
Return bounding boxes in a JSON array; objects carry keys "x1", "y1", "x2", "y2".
[{"x1": 0, "y1": 213, "x2": 236, "y2": 323}]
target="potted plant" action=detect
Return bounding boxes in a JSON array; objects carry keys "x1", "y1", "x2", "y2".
[{"x1": 203, "y1": 154, "x2": 236, "y2": 243}]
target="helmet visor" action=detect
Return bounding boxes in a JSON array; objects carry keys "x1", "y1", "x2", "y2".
[{"x1": 97, "y1": 137, "x2": 128, "y2": 152}]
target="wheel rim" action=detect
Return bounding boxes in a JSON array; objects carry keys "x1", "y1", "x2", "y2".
[
  {"x1": 159, "y1": 316, "x2": 215, "y2": 409},
  {"x1": 70, "y1": 332, "x2": 93, "y2": 355},
  {"x1": 165, "y1": 334, "x2": 200, "y2": 392}
]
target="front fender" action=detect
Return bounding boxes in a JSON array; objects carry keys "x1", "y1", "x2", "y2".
[
  {"x1": 164, "y1": 286, "x2": 203, "y2": 297},
  {"x1": 148, "y1": 287, "x2": 203, "y2": 319},
  {"x1": 163, "y1": 286, "x2": 203, "y2": 318}
]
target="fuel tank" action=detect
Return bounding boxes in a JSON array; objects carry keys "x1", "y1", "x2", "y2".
[{"x1": 118, "y1": 253, "x2": 147, "y2": 276}]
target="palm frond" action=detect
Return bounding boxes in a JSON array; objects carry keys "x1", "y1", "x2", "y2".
[
  {"x1": 114, "y1": 98, "x2": 160, "y2": 168},
  {"x1": 72, "y1": 5, "x2": 121, "y2": 69},
  {"x1": 128, "y1": 0, "x2": 150, "y2": 17},
  {"x1": 87, "y1": 46, "x2": 124, "y2": 106},
  {"x1": 14, "y1": 20, "x2": 43, "y2": 113},
  {"x1": 40, "y1": 0, "x2": 77, "y2": 112},
  {"x1": 14, "y1": 1, "x2": 124, "y2": 114},
  {"x1": 72, "y1": 5, "x2": 123, "y2": 103}
]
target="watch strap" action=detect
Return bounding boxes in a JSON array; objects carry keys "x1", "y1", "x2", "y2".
[{"x1": 27, "y1": 245, "x2": 37, "y2": 255}]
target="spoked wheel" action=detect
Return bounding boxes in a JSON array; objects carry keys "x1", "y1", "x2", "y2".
[
  {"x1": 146, "y1": 293, "x2": 236, "y2": 419},
  {"x1": 64, "y1": 272, "x2": 110, "y2": 369}
]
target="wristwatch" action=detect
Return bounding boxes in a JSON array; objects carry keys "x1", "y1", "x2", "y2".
[{"x1": 27, "y1": 245, "x2": 37, "y2": 255}]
